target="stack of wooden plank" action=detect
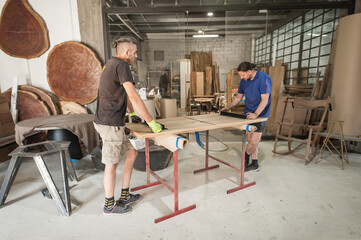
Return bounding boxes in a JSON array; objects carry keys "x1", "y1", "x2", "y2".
[{"x1": 190, "y1": 51, "x2": 220, "y2": 96}]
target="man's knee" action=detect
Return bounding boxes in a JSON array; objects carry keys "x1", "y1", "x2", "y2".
[{"x1": 127, "y1": 149, "x2": 138, "y2": 160}]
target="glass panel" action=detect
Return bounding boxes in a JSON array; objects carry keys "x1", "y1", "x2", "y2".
[
  {"x1": 324, "y1": 9, "x2": 335, "y2": 22},
  {"x1": 302, "y1": 50, "x2": 310, "y2": 59},
  {"x1": 284, "y1": 55, "x2": 291, "y2": 63},
  {"x1": 286, "y1": 22, "x2": 293, "y2": 32},
  {"x1": 277, "y1": 49, "x2": 284, "y2": 57},
  {"x1": 320, "y1": 44, "x2": 331, "y2": 55},
  {"x1": 279, "y1": 33, "x2": 285, "y2": 41},
  {"x1": 293, "y1": 35, "x2": 300, "y2": 44},
  {"x1": 278, "y1": 41, "x2": 284, "y2": 49},
  {"x1": 314, "y1": 9, "x2": 323, "y2": 17},
  {"x1": 301, "y1": 60, "x2": 309, "y2": 68},
  {"x1": 285, "y1": 38, "x2": 292, "y2": 47},
  {"x1": 319, "y1": 56, "x2": 329, "y2": 66},
  {"x1": 291, "y1": 62, "x2": 298, "y2": 69},
  {"x1": 311, "y1": 37, "x2": 320, "y2": 48},
  {"x1": 313, "y1": 26, "x2": 322, "y2": 37},
  {"x1": 284, "y1": 46, "x2": 291, "y2": 55},
  {"x1": 310, "y1": 47, "x2": 319, "y2": 58},
  {"x1": 310, "y1": 57, "x2": 318, "y2": 67},
  {"x1": 304, "y1": 30, "x2": 311, "y2": 41},
  {"x1": 322, "y1": 21, "x2": 334, "y2": 34},
  {"x1": 285, "y1": 30, "x2": 293, "y2": 40},
  {"x1": 293, "y1": 25, "x2": 302, "y2": 35},
  {"x1": 303, "y1": 40, "x2": 310, "y2": 50},
  {"x1": 304, "y1": 20, "x2": 313, "y2": 32},
  {"x1": 321, "y1": 33, "x2": 332, "y2": 45},
  {"x1": 305, "y1": 10, "x2": 313, "y2": 22},
  {"x1": 292, "y1": 44, "x2": 300, "y2": 53},
  {"x1": 314, "y1": 15, "x2": 323, "y2": 27}
]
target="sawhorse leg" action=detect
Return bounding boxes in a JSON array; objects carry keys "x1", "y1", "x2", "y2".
[
  {"x1": 0, "y1": 156, "x2": 23, "y2": 207},
  {"x1": 193, "y1": 130, "x2": 255, "y2": 193},
  {"x1": 131, "y1": 138, "x2": 196, "y2": 223}
]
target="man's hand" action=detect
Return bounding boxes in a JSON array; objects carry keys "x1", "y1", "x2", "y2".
[
  {"x1": 246, "y1": 112, "x2": 258, "y2": 119},
  {"x1": 220, "y1": 107, "x2": 230, "y2": 112},
  {"x1": 147, "y1": 119, "x2": 162, "y2": 133},
  {"x1": 129, "y1": 112, "x2": 142, "y2": 123}
]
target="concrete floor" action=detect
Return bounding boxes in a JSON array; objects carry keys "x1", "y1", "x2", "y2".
[{"x1": 1, "y1": 133, "x2": 361, "y2": 240}]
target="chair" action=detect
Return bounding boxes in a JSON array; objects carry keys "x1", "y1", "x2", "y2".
[{"x1": 273, "y1": 97, "x2": 330, "y2": 162}]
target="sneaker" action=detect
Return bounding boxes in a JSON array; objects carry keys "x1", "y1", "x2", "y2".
[
  {"x1": 117, "y1": 193, "x2": 142, "y2": 205},
  {"x1": 103, "y1": 203, "x2": 132, "y2": 215},
  {"x1": 245, "y1": 164, "x2": 259, "y2": 172}
]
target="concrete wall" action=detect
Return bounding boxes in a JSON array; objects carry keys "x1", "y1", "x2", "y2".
[
  {"x1": 145, "y1": 36, "x2": 251, "y2": 91},
  {"x1": 77, "y1": 0, "x2": 105, "y2": 64},
  {"x1": 0, "y1": 0, "x2": 80, "y2": 93}
]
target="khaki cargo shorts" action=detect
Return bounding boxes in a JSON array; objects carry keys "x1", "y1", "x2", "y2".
[{"x1": 93, "y1": 122, "x2": 135, "y2": 164}]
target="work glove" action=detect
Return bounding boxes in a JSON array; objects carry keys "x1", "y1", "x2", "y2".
[
  {"x1": 129, "y1": 112, "x2": 142, "y2": 123},
  {"x1": 147, "y1": 119, "x2": 162, "y2": 133}
]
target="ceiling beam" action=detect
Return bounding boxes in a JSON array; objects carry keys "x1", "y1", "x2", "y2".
[
  {"x1": 109, "y1": 23, "x2": 269, "y2": 30},
  {"x1": 108, "y1": 15, "x2": 286, "y2": 23},
  {"x1": 105, "y1": 2, "x2": 353, "y2": 14}
]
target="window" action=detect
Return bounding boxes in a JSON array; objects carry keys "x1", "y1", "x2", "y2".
[{"x1": 255, "y1": 9, "x2": 339, "y2": 84}]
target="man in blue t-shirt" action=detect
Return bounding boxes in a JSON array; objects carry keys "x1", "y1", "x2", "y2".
[{"x1": 221, "y1": 62, "x2": 271, "y2": 172}]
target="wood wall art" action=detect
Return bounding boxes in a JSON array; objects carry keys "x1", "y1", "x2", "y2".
[
  {"x1": 0, "y1": 0, "x2": 49, "y2": 59},
  {"x1": 47, "y1": 41, "x2": 102, "y2": 105}
]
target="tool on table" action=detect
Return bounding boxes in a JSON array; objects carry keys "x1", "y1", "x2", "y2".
[{"x1": 220, "y1": 111, "x2": 247, "y2": 119}]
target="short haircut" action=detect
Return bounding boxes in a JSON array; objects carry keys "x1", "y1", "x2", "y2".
[
  {"x1": 111, "y1": 35, "x2": 137, "y2": 49},
  {"x1": 237, "y1": 62, "x2": 257, "y2": 72}
]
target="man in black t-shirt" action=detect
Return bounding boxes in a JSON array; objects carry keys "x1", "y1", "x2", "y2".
[{"x1": 94, "y1": 36, "x2": 162, "y2": 215}]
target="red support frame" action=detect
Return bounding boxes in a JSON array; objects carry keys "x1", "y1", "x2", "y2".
[
  {"x1": 131, "y1": 138, "x2": 196, "y2": 223},
  {"x1": 194, "y1": 130, "x2": 255, "y2": 194}
]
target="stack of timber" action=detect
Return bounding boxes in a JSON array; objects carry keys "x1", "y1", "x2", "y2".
[
  {"x1": 190, "y1": 51, "x2": 220, "y2": 97},
  {"x1": 265, "y1": 59, "x2": 285, "y2": 134}
]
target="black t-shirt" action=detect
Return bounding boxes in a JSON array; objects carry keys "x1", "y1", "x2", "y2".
[{"x1": 94, "y1": 57, "x2": 134, "y2": 126}]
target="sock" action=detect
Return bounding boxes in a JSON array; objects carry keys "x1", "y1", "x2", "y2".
[
  {"x1": 252, "y1": 159, "x2": 258, "y2": 167},
  {"x1": 104, "y1": 196, "x2": 114, "y2": 210},
  {"x1": 245, "y1": 152, "x2": 251, "y2": 166},
  {"x1": 120, "y1": 188, "x2": 130, "y2": 201}
]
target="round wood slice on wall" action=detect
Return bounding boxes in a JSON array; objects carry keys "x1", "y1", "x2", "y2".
[
  {"x1": 4, "y1": 90, "x2": 51, "y2": 121},
  {"x1": 47, "y1": 41, "x2": 102, "y2": 105},
  {"x1": 0, "y1": 0, "x2": 49, "y2": 59}
]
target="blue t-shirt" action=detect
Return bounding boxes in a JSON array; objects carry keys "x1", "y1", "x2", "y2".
[{"x1": 237, "y1": 70, "x2": 272, "y2": 117}]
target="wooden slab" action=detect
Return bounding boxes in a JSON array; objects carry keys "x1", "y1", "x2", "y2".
[
  {"x1": 58, "y1": 101, "x2": 88, "y2": 114},
  {"x1": 47, "y1": 41, "x2": 101, "y2": 105},
  {"x1": 266, "y1": 59, "x2": 285, "y2": 134},
  {"x1": 205, "y1": 66, "x2": 212, "y2": 95},
  {"x1": 0, "y1": 93, "x2": 15, "y2": 138},
  {"x1": 0, "y1": 0, "x2": 49, "y2": 59},
  {"x1": 17, "y1": 85, "x2": 58, "y2": 115},
  {"x1": 127, "y1": 113, "x2": 267, "y2": 139},
  {"x1": 4, "y1": 90, "x2": 51, "y2": 121}
]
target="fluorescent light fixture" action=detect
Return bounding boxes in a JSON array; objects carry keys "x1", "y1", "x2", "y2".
[
  {"x1": 207, "y1": 12, "x2": 213, "y2": 16},
  {"x1": 193, "y1": 34, "x2": 219, "y2": 38},
  {"x1": 198, "y1": 29, "x2": 203, "y2": 33}
]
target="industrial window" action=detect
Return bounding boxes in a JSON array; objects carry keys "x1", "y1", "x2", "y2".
[{"x1": 255, "y1": 9, "x2": 339, "y2": 85}]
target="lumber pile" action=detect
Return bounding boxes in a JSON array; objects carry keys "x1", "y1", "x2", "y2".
[{"x1": 190, "y1": 51, "x2": 220, "y2": 97}]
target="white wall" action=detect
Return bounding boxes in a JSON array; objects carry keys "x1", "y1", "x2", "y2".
[{"x1": 0, "y1": 0, "x2": 81, "y2": 92}]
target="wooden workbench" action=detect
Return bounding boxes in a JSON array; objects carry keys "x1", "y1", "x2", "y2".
[{"x1": 126, "y1": 113, "x2": 267, "y2": 223}]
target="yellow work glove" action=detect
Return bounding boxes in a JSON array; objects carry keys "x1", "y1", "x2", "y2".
[
  {"x1": 147, "y1": 119, "x2": 162, "y2": 133},
  {"x1": 129, "y1": 112, "x2": 142, "y2": 123}
]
